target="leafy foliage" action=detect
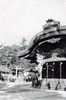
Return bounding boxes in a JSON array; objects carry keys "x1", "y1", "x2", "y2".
[{"x1": 0, "y1": 38, "x2": 36, "y2": 70}]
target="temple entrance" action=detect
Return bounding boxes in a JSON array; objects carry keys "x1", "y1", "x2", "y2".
[{"x1": 42, "y1": 61, "x2": 66, "y2": 79}]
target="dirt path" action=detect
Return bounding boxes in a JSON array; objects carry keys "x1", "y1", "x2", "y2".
[{"x1": 0, "y1": 84, "x2": 65, "y2": 100}]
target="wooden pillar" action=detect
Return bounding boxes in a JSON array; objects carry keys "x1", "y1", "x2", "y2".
[
  {"x1": 46, "y1": 63, "x2": 49, "y2": 83},
  {"x1": 60, "y1": 62, "x2": 62, "y2": 82},
  {"x1": 37, "y1": 63, "x2": 42, "y2": 80},
  {"x1": 52, "y1": 62, "x2": 55, "y2": 78}
]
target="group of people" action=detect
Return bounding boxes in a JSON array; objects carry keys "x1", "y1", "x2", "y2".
[
  {"x1": 31, "y1": 68, "x2": 42, "y2": 88},
  {"x1": 29, "y1": 65, "x2": 62, "y2": 90},
  {"x1": 46, "y1": 81, "x2": 62, "y2": 90}
]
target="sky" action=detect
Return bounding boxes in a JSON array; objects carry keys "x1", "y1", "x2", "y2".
[{"x1": 0, "y1": 0, "x2": 66, "y2": 46}]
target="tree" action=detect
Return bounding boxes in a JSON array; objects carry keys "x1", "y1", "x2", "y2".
[{"x1": 20, "y1": 38, "x2": 28, "y2": 50}]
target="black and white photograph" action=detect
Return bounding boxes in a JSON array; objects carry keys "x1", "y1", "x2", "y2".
[{"x1": 0, "y1": 0, "x2": 66, "y2": 100}]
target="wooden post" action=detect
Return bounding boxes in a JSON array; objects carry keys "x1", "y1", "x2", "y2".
[{"x1": 16, "y1": 66, "x2": 17, "y2": 77}]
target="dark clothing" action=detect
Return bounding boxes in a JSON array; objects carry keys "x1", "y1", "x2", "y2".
[
  {"x1": 31, "y1": 72, "x2": 42, "y2": 88},
  {"x1": 47, "y1": 82, "x2": 51, "y2": 90},
  {"x1": 55, "y1": 81, "x2": 61, "y2": 90}
]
